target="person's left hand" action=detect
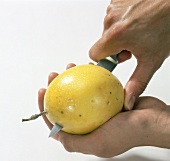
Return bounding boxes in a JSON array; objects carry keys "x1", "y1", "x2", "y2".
[{"x1": 38, "y1": 63, "x2": 169, "y2": 158}]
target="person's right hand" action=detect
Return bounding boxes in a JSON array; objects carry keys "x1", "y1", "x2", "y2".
[{"x1": 89, "y1": 0, "x2": 170, "y2": 110}]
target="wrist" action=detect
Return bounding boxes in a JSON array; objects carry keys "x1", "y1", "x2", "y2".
[
  {"x1": 159, "y1": 105, "x2": 170, "y2": 148},
  {"x1": 142, "y1": 105, "x2": 170, "y2": 148}
]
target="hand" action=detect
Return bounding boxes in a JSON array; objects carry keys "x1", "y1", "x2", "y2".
[
  {"x1": 89, "y1": 0, "x2": 170, "y2": 110},
  {"x1": 38, "y1": 64, "x2": 170, "y2": 158}
]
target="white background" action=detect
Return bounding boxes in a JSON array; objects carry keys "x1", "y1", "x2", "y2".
[{"x1": 0, "y1": 0, "x2": 170, "y2": 161}]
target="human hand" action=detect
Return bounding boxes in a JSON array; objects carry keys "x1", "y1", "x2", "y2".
[
  {"x1": 89, "y1": 0, "x2": 170, "y2": 110},
  {"x1": 38, "y1": 64, "x2": 170, "y2": 158}
]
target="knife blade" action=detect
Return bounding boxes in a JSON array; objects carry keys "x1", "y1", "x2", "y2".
[
  {"x1": 49, "y1": 123, "x2": 63, "y2": 138},
  {"x1": 97, "y1": 55, "x2": 118, "y2": 72}
]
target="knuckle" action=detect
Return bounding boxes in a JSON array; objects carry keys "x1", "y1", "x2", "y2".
[
  {"x1": 89, "y1": 133, "x2": 118, "y2": 158},
  {"x1": 62, "y1": 138, "x2": 74, "y2": 152},
  {"x1": 111, "y1": 20, "x2": 129, "y2": 38},
  {"x1": 106, "y1": 4, "x2": 113, "y2": 14},
  {"x1": 128, "y1": 79, "x2": 148, "y2": 96},
  {"x1": 136, "y1": 80, "x2": 148, "y2": 94},
  {"x1": 94, "y1": 145, "x2": 113, "y2": 158},
  {"x1": 104, "y1": 14, "x2": 113, "y2": 28},
  {"x1": 95, "y1": 148, "x2": 105, "y2": 157},
  {"x1": 63, "y1": 144, "x2": 74, "y2": 152},
  {"x1": 104, "y1": 23, "x2": 123, "y2": 41},
  {"x1": 91, "y1": 136, "x2": 109, "y2": 157}
]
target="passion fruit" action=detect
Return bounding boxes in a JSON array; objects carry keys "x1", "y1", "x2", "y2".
[{"x1": 44, "y1": 64, "x2": 124, "y2": 134}]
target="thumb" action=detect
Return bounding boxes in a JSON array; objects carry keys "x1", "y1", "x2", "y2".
[{"x1": 124, "y1": 62, "x2": 156, "y2": 110}]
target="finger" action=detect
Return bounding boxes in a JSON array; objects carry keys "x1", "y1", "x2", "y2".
[
  {"x1": 48, "y1": 72, "x2": 59, "y2": 85},
  {"x1": 89, "y1": 25, "x2": 125, "y2": 62},
  {"x1": 89, "y1": 38, "x2": 121, "y2": 62},
  {"x1": 124, "y1": 62, "x2": 156, "y2": 110},
  {"x1": 89, "y1": 62, "x2": 94, "y2": 65},
  {"x1": 66, "y1": 63, "x2": 76, "y2": 70},
  {"x1": 38, "y1": 88, "x2": 59, "y2": 140},
  {"x1": 57, "y1": 131, "x2": 100, "y2": 156},
  {"x1": 117, "y1": 50, "x2": 132, "y2": 63},
  {"x1": 38, "y1": 88, "x2": 53, "y2": 130},
  {"x1": 48, "y1": 63, "x2": 76, "y2": 85}
]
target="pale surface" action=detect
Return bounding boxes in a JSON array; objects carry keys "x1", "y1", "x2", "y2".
[{"x1": 0, "y1": 0, "x2": 170, "y2": 161}]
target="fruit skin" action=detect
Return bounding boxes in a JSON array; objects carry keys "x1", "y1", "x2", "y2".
[{"x1": 44, "y1": 64, "x2": 124, "y2": 134}]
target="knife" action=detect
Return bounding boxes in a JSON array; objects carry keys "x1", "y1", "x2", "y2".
[{"x1": 97, "y1": 54, "x2": 118, "y2": 72}]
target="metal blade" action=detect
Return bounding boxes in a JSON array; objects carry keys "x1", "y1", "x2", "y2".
[
  {"x1": 97, "y1": 55, "x2": 118, "y2": 72},
  {"x1": 49, "y1": 123, "x2": 63, "y2": 138}
]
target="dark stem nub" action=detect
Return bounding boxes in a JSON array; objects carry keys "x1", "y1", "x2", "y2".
[{"x1": 22, "y1": 111, "x2": 47, "y2": 122}]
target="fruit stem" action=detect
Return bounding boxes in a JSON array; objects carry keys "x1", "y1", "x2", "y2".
[{"x1": 22, "y1": 111, "x2": 47, "y2": 122}]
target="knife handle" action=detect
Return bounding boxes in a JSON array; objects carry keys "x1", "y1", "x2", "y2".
[{"x1": 97, "y1": 55, "x2": 118, "y2": 72}]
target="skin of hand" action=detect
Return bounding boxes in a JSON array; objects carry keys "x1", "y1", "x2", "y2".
[
  {"x1": 89, "y1": 0, "x2": 170, "y2": 110},
  {"x1": 38, "y1": 64, "x2": 170, "y2": 158}
]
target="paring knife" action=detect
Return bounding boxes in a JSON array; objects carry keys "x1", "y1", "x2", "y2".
[
  {"x1": 97, "y1": 55, "x2": 118, "y2": 72},
  {"x1": 49, "y1": 54, "x2": 118, "y2": 137}
]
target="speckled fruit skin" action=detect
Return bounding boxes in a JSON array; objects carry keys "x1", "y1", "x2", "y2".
[{"x1": 44, "y1": 64, "x2": 124, "y2": 134}]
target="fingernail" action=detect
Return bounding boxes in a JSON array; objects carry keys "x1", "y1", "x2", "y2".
[
  {"x1": 128, "y1": 95, "x2": 136, "y2": 110},
  {"x1": 53, "y1": 133, "x2": 59, "y2": 140}
]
